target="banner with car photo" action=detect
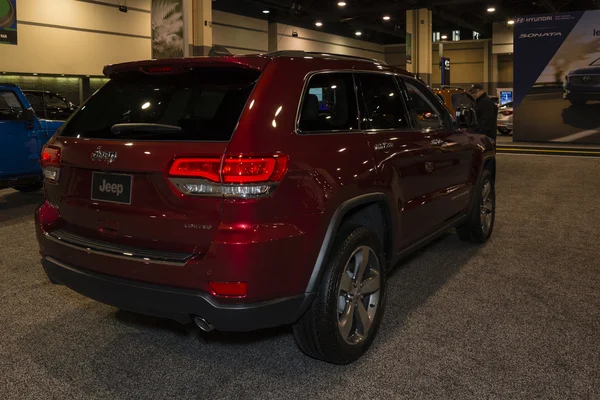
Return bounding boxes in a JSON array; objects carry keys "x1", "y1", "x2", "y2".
[
  {"x1": 151, "y1": 0, "x2": 184, "y2": 59},
  {"x1": 0, "y1": 0, "x2": 17, "y2": 45},
  {"x1": 514, "y1": 10, "x2": 600, "y2": 144}
]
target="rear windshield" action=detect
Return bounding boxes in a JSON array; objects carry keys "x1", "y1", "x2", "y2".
[{"x1": 60, "y1": 68, "x2": 260, "y2": 141}]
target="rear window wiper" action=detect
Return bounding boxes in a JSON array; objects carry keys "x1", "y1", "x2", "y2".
[{"x1": 110, "y1": 123, "x2": 182, "y2": 135}]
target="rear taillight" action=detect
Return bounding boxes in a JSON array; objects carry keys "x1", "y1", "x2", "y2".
[
  {"x1": 501, "y1": 110, "x2": 513, "y2": 116},
  {"x1": 168, "y1": 155, "x2": 288, "y2": 198},
  {"x1": 40, "y1": 146, "x2": 61, "y2": 183}
]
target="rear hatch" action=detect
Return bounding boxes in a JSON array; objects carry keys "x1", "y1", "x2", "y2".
[{"x1": 44, "y1": 65, "x2": 261, "y2": 257}]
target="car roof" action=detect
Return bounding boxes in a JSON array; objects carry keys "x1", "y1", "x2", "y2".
[{"x1": 103, "y1": 51, "x2": 410, "y2": 78}]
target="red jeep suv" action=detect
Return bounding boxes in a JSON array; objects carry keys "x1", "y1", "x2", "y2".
[{"x1": 36, "y1": 52, "x2": 496, "y2": 364}]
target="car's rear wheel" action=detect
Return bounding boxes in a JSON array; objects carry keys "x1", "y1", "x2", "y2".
[
  {"x1": 498, "y1": 127, "x2": 512, "y2": 135},
  {"x1": 569, "y1": 98, "x2": 587, "y2": 106},
  {"x1": 293, "y1": 226, "x2": 386, "y2": 364},
  {"x1": 457, "y1": 168, "x2": 495, "y2": 243}
]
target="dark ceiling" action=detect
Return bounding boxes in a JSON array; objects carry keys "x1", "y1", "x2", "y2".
[{"x1": 213, "y1": 0, "x2": 600, "y2": 44}]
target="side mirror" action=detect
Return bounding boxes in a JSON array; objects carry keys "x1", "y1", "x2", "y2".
[
  {"x1": 456, "y1": 107, "x2": 477, "y2": 128},
  {"x1": 25, "y1": 108, "x2": 36, "y2": 129},
  {"x1": 25, "y1": 108, "x2": 36, "y2": 121}
]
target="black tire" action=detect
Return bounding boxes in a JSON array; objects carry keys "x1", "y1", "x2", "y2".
[
  {"x1": 293, "y1": 226, "x2": 387, "y2": 364},
  {"x1": 569, "y1": 99, "x2": 587, "y2": 106},
  {"x1": 13, "y1": 182, "x2": 43, "y2": 192},
  {"x1": 457, "y1": 168, "x2": 495, "y2": 243}
]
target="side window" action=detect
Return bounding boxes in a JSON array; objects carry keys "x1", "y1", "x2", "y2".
[
  {"x1": 25, "y1": 92, "x2": 44, "y2": 109},
  {"x1": 298, "y1": 73, "x2": 358, "y2": 133},
  {"x1": 0, "y1": 91, "x2": 24, "y2": 121},
  {"x1": 358, "y1": 73, "x2": 409, "y2": 130},
  {"x1": 451, "y1": 93, "x2": 474, "y2": 110},
  {"x1": 403, "y1": 78, "x2": 447, "y2": 130},
  {"x1": 46, "y1": 93, "x2": 69, "y2": 108}
]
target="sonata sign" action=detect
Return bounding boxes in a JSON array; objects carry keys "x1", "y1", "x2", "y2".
[{"x1": 519, "y1": 32, "x2": 562, "y2": 39}]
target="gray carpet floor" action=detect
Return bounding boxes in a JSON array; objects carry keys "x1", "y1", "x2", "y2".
[{"x1": 1, "y1": 154, "x2": 599, "y2": 399}]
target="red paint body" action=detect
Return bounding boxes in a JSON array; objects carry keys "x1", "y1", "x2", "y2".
[{"x1": 36, "y1": 55, "x2": 494, "y2": 309}]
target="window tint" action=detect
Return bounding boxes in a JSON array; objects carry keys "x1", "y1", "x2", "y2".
[
  {"x1": 60, "y1": 68, "x2": 259, "y2": 141},
  {"x1": 358, "y1": 74, "x2": 409, "y2": 130},
  {"x1": 0, "y1": 91, "x2": 24, "y2": 121},
  {"x1": 451, "y1": 92, "x2": 474, "y2": 110},
  {"x1": 46, "y1": 94, "x2": 69, "y2": 108},
  {"x1": 403, "y1": 78, "x2": 447, "y2": 130},
  {"x1": 299, "y1": 73, "x2": 358, "y2": 132}
]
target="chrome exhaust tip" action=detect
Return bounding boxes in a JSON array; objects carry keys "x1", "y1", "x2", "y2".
[{"x1": 193, "y1": 316, "x2": 215, "y2": 332}]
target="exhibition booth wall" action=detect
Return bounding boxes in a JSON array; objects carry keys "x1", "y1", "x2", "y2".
[{"x1": 1, "y1": 1, "x2": 514, "y2": 107}]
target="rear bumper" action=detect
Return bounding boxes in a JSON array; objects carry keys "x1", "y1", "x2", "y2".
[{"x1": 42, "y1": 256, "x2": 314, "y2": 332}]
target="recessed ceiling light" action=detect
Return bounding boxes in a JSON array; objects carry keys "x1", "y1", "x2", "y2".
[
  {"x1": 383, "y1": 15, "x2": 391, "y2": 21},
  {"x1": 487, "y1": 7, "x2": 496, "y2": 12},
  {"x1": 315, "y1": 21, "x2": 323, "y2": 27},
  {"x1": 441, "y1": 35, "x2": 448, "y2": 40},
  {"x1": 355, "y1": 31, "x2": 362, "y2": 36},
  {"x1": 507, "y1": 19, "x2": 515, "y2": 25},
  {"x1": 338, "y1": 1, "x2": 347, "y2": 7},
  {"x1": 263, "y1": 10, "x2": 270, "y2": 14}
]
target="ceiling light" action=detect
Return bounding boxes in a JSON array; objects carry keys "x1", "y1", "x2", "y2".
[
  {"x1": 487, "y1": 7, "x2": 496, "y2": 12},
  {"x1": 337, "y1": 1, "x2": 346, "y2": 7},
  {"x1": 263, "y1": 10, "x2": 270, "y2": 14},
  {"x1": 507, "y1": 19, "x2": 515, "y2": 25},
  {"x1": 355, "y1": 31, "x2": 362, "y2": 36},
  {"x1": 315, "y1": 21, "x2": 323, "y2": 27},
  {"x1": 383, "y1": 16, "x2": 391, "y2": 21},
  {"x1": 441, "y1": 35, "x2": 448, "y2": 40}
]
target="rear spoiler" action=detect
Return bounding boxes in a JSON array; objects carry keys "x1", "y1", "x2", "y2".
[{"x1": 103, "y1": 55, "x2": 269, "y2": 78}]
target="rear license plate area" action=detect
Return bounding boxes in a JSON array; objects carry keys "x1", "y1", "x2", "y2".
[{"x1": 91, "y1": 172, "x2": 133, "y2": 205}]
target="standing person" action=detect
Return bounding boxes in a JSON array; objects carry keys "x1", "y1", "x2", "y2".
[{"x1": 469, "y1": 84, "x2": 498, "y2": 141}]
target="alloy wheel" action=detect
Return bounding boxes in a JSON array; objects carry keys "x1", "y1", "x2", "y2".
[
  {"x1": 336, "y1": 246, "x2": 381, "y2": 345},
  {"x1": 480, "y1": 180, "x2": 494, "y2": 234}
]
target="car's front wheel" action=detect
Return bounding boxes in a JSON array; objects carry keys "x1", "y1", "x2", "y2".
[
  {"x1": 457, "y1": 168, "x2": 495, "y2": 243},
  {"x1": 293, "y1": 226, "x2": 386, "y2": 364}
]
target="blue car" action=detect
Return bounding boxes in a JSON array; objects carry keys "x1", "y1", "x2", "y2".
[{"x1": 0, "y1": 84, "x2": 64, "y2": 192}]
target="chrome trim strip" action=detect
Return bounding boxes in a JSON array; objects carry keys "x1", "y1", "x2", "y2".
[{"x1": 44, "y1": 232, "x2": 191, "y2": 267}]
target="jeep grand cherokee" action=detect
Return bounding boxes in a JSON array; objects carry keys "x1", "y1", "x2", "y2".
[{"x1": 36, "y1": 52, "x2": 496, "y2": 364}]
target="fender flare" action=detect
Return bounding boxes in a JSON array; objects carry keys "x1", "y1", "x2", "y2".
[{"x1": 304, "y1": 192, "x2": 390, "y2": 293}]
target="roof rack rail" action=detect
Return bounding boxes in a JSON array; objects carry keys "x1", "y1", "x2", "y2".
[{"x1": 263, "y1": 50, "x2": 387, "y2": 65}]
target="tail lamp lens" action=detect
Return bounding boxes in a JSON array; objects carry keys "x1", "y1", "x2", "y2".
[
  {"x1": 209, "y1": 281, "x2": 248, "y2": 297},
  {"x1": 40, "y1": 146, "x2": 61, "y2": 182},
  {"x1": 169, "y1": 158, "x2": 221, "y2": 181},
  {"x1": 222, "y1": 156, "x2": 287, "y2": 183},
  {"x1": 501, "y1": 110, "x2": 514, "y2": 116},
  {"x1": 168, "y1": 155, "x2": 288, "y2": 198}
]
